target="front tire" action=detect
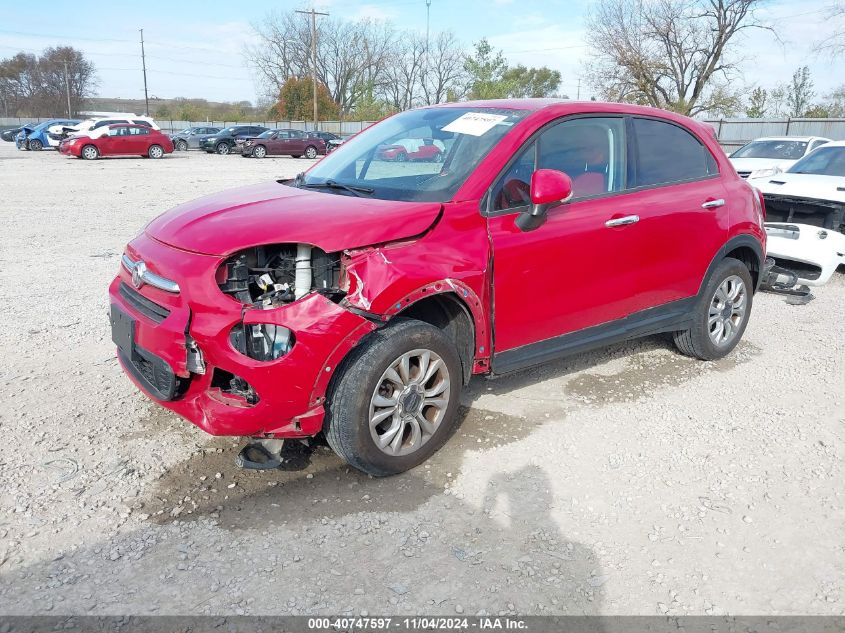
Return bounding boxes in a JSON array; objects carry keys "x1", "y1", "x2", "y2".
[
  {"x1": 175, "y1": 139, "x2": 188, "y2": 151},
  {"x1": 325, "y1": 319, "x2": 463, "y2": 476},
  {"x1": 215, "y1": 142, "x2": 230, "y2": 155},
  {"x1": 81, "y1": 144, "x2": 99, "y2": 160},
  {"x1": 29, "y1": 139, "x2": 43, "y2": 151},
  {"x1": 253, "y1": 145, "x2": 267, "y2": 158},
  {"x1": 673, "y1": 257, "x2": 753, "y2": 360}
]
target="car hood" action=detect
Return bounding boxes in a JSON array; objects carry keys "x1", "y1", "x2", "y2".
[
  {"x1": 144, "y1": 181, "x2": 443, "y2": 256},
  {"x1": 729, "y1": 157, "x2": 797, "y2": 172},
  {"x1": 748, "y1": 172, "x2": 845, "y2": 203}
]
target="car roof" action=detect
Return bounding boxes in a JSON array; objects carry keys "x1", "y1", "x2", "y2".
[
  {"x1": 108, "y1": 123, "x2": 152, "y2": 128},
  {"x1": 816, "y1": 140, "x2": 845, "y2": 147},
  {"x1": 751, "y1": 136, "x2": 831, "y2": 142}
]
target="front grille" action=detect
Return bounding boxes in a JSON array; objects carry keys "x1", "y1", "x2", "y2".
[{"x1": 119, "y1": 283, "x2": 171, "y2": 324}]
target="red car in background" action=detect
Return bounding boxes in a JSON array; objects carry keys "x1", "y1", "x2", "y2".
[
  {"x1": 241, "y1": 129, "x2": 326, "y2": 159},
  {"x1": 376, "y1": 137, "x2": 445, "y2": 162},
  {"x1": 59, "y1": 124, "x2": 174, "y2": 160}
]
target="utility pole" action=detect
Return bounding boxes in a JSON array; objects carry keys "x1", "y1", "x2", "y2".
[
  {"x1": 577, "y1": 78, "x2": 581, "y2": 100},
  {"x1": 296, "y1": 8, "x2": 328, "y2": 131},
  {"x1": 139, "y1": 28, "x2": 149, "y2": 116},
  {"x1": 63, "y1": 61, "x2": 72, "y2": 117},
  {"x1": 425, "y1": 0, "x2": 431, "y2": 50},
  {"x1": 423, "y1": 0, "x2": 431, "y2": 104}
]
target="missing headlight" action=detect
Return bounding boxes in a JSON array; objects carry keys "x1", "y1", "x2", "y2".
[
  {"x1": 217, "y1": 244, "x2": 342, "y2": 308},
  {"x1": 230, "y1": 323, "x2": 294, "y2": 361}
]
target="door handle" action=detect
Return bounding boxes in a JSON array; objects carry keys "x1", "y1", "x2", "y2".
[
  {"x1": 701, "y1": 198, "x2": 725, "y2": 209},
  {"x1": 605, "y1": 215, "x2": 640, "y2": 228}
]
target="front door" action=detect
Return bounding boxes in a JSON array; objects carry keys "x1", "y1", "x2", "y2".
[{"x1": 487, "y1": 116, "x2": 640, "y2": 364}]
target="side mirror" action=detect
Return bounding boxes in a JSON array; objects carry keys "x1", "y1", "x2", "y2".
[{"x1": 515, "y1": 169, "x2": 573, "y2": 232}]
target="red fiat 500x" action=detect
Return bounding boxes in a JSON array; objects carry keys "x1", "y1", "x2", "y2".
[
  {"x1": 61, "y1": 124, "x2": 173, "y2": 159},
  {"x1": 110, "y1": 100, "x2": 765, "y2": 476}
]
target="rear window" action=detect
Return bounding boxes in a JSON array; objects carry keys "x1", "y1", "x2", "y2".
[{"x1": 632, "y1": 118, "x2": 717, "y2": 187}]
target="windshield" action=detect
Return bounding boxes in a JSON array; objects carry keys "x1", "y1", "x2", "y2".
[
  {"x1": 732, "y1": 140, "x2": 807, "y2": 160},
  {"x1": 257, "y1": 130, "x2": 274, "y2": 138},
  {"x1": 786, "y1": 146, "x2": 845, "y2": 177},
  {"x1": 299, "y1": 107, "x2": 529, "y2": 202}
]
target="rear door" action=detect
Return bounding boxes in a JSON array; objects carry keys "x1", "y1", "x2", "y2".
[
  {"x1": 624, "y1": 117, "x2": 727, "y2": 311},
  {"x1": 131, "y1": 126, "x2": 151, "y2": 153},
  {"x1": 289, "y1": 130, "x2": 309, "y2": 154}
]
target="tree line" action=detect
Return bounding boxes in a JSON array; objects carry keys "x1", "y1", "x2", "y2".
[
  {"x1": 0, "y1": 47, "x2": 97, "y2": 117},
  {"x1": 584, "y1": 0, "x2": 844, "y2": 119},
  {"x1": 245, "y1": 10, "x2": 563, "y2": 121}
]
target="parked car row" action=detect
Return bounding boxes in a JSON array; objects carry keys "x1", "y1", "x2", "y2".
[{"x1": 5, "y1": 115, "x2": 346, "y2": 161}]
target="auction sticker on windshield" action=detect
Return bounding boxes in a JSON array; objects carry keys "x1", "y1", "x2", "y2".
[{"x1": 443, "y1": 112, "x2": 509, "y2": 136}]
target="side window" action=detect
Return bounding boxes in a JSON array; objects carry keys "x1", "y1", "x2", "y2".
[
  {"x1": 291, "y1": 130, "x2": 305, "y2": 139},
  {"x1": 490, "y1": 142, "x2": 536, "y2": 211},
  {"x1": 631, "y1": 118, "x2": 717, "y2": 188},
  {"x1": 277, "y1": 131, "x2": 291, "y2": 139},
  {"x1": 108, "y1": 126, "x2": 128, "y2": 137},
  {"x1": 490, "y1": 117, "x2": 626, "y2": 212},
  {"x1": 132, "y1": 120, "x2": 152, "y2": 127},
  {"x1": 129, "y1": 127, "x2": 149, "y2": 135},
  {"x1": 94, "y1": 119, "x2": 119, "y2": 130}
]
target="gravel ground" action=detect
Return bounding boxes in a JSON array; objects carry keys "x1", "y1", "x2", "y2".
[{"x1": 0, "y1": 140, "x2": 842, "y2": 617}]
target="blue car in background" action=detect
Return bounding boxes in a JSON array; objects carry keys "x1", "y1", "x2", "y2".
[{"x1": 16, "y1": 119, "x2": 81, "y2": 150}]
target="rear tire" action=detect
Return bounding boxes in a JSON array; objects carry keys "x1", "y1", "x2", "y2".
[
  {"x1": 81, "y1": 144, "x2": 99, "y2": 160},
  {"x1": 304, "y1": 145, "x2": 318, "y2": 159},
  {"x1": 673, "y1": 257, "x2": 753, "y2": 360},
  {"x1": 148, "y1": 144, "x2": 164, "y2": 159},
  {"x1": 325, "y1": 319, "x2": 463, "y2": 476}
]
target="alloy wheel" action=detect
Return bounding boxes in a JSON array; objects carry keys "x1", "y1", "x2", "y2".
[
  {"x1": 305, "y1": 146, "x2": 317, "y2": 159},
  {"x1": 216, "y1": 142, "x2": 229, "y2": 155},
  {"x1": 82, "y1": 145, "x2": 98, "y2": 160},
  {"x1": 708, "y1": 275, "x2": 747, "y2": 346},
  {"x1": 254, "y1": 145, "x2": 266, "y2": 158},
  {"x1": 368, "y1": 348, "x2": 451, "y2": 457},
  {"x1": 149, "y1": 145, "x2": 163, "y2": 159}
]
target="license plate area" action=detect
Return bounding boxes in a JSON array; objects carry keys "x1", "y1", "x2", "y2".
[{"x1": 110, "y1": 305, "x2": 136, "y2": 354}]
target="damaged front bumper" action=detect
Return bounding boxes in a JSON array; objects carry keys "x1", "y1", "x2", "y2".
[
  {"x1": 108, "y1": 232, "x2": 377, "y2": 438},
  {"x1": 763, "y1": 222, "x2": 845, "y2": 287}
]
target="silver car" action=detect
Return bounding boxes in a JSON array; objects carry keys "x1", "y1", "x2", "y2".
[{"x1": 170, "y1": 126, "x2": 222, "y2": 151}]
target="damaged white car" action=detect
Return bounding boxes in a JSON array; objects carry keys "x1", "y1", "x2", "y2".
[{"x1": 750, "y1": 141, "x2": 845, "y2": 292}]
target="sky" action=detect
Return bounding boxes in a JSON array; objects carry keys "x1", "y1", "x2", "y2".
[{"x1": 0, "y1": 0, "x2": 841, "y2": 108}]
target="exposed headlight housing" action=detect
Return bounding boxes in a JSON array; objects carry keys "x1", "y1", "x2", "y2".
[{"x1": 230, "y1": 323, "x2": 294, "y2": 361}]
